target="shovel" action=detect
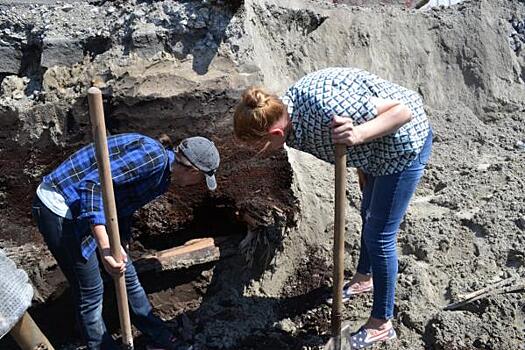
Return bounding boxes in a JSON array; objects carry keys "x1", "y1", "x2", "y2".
[
  {"x1": 9, "y1": 312, "x2": 55, "y2": 350},
  {"x1": 324, "y1": 144, "x2": 352, "y2": 350},
  {"x1": 88, "y1": 87, "x2": 134, "y2": 349}
]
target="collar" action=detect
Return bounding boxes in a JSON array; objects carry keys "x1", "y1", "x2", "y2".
[
  {"x1": 281, "y1": 91, "x2": 301, "y2": 148},
  {"x1": 167, "y1": 148, "x2": 176, "y2": 170},
  {"x1": 284, "y1": 106, "x2": 301, "y2": 149}
]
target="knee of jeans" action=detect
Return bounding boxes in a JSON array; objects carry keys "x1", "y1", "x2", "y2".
[
  {"x1": 80, "y1": 301, "x2": 104, "y2": 324},
  {"x1": 124, "y1": 264, "x2": 142, "y2": 289},
  {"x1": 79, "y1": 281, "x2": 104, "y2": 311},
  {"x1": 365, "y1": 238, "x2": 397, "y2": 257},
  {"x1": 364, "y1": 209, "x2": 403, "y2": 234},
  {"x1": 363, "y1": 221, "x2": 397, "y2": 252}
]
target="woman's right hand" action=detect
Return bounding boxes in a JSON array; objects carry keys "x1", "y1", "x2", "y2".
[
  {"x1": 331, "y1": 116, "x2": 365, "y2": 146},
  {"x1": 92, "y1": 224, "x2": 127, "y2": 276},
  {"x1": 100, "y1": 246, "x2": 127, "y2": 276}
]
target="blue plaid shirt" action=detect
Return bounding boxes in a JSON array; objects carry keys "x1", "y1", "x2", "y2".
[
  {"x1": 42, "y1": 133, "x2": 175, "y2": 259},
  {"x1": 282, "y1": 68, "x2": 430, "y2": 175}
]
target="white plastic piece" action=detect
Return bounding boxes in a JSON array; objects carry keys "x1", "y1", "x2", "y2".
[
  {"x1": 420, "y1": 0, "x2": 464, "y2": 10},
  {"x1": 0, "y1": 249, "x2": 34, "y2": 339}
]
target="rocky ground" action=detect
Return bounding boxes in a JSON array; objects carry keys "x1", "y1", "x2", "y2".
[{"x1": 0, "y1": 0, "x2": 524, "y2": 349}]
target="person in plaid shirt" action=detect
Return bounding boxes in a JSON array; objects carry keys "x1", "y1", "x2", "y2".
[
  {"x1": 233, "y1": 67, "x2": 432, "y2": 349},
  {"x1": 32, "y1": 133, "x2": 220, "y2": 350}
]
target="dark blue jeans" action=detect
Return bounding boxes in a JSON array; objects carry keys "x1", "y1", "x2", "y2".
[
  {"x1": 356, "y1": 129, "x2": 432, "y2": 320},
  {"x1": 32, "y1": 196, "x2": 173, "y2": 350}
]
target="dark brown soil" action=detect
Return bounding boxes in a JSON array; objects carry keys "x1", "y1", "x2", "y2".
[{"x1": 0, "y1": 109, "x2": 298, "y2": 350}]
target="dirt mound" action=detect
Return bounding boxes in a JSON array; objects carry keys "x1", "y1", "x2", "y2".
[{"x1": 0, "y1": 0, "x2": 524, "y2": 349}]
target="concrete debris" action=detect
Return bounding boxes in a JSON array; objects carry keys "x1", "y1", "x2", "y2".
[
  {"x1": 510, "y1": 15, "x2": 525, "y2": 52},
  {"x1": 0, "y1": 47, "x2": 22, "y2": 75},
  {"x1": 1, "y1": 76, "x2": 30, "y2": 100},
  {"x1": 41, "y1": 35, "x2": 84, "y2": 68}
]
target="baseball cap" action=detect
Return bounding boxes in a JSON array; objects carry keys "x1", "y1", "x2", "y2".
[{"x1": 177, "y1": 136, "x2": 220, "y2": 190}]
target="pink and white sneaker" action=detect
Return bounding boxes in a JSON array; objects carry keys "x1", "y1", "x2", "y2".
[
  {"x1": 327, "y1": 281, "x2": 374, "y2": 305},
  {"x1": 348, "y1": 326, "x2": 397, "y2": 349}
]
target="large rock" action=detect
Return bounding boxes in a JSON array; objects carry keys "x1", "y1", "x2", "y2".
[
  {"x1": 41, "y1": 35, "x2": 84, "y2": 68},
  {"x1": 238, "y1": 0, "x2": 525, "y2": 118},
  {"x1": 0, "y1": 46, "x2": 22, "y2": 74},
  {"x1": 131, "y1": 23, "x2": 166, "y2": 58}
]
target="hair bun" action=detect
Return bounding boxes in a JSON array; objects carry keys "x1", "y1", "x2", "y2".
[{"x1": 243, "y1": 88, "x2": 269, "y2": 109}]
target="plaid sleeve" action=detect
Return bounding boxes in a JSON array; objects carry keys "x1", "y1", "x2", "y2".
[
  {"x1": 77, "y1": 170, "x2": 105, "y2": 225},
  {"x1": 321, "y1": 90, "x2": 377, "y2": 125}
]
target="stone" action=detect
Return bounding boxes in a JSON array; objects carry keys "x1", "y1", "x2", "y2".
[
  {"x1": 0, "y1": 76, "x2": 29, "y2": 100},
  {"x1": 61, "y1": 4, "x2": 73, "y2": 12},
  {"x1": 171, "y1": 40, "x2": 186, "y2": 58},
  {"x1": 193, "y1": 20, "x2": 207, "y2": 29},
  {"x1": 198, "y1": 7, "x2": 210, "y2": 20},
  {"x1": 515, "y1": 217, "x2": 525, "y2": 230},
  {"x1": 41, "y1": 35, "x2": 84, "y2": 68},
  {"x1": 131, "y1": 23, "x2": 164, "y2": 58},
  {"x1": 275, "y1": 318, "x2": 297, "y2": 334},
  {"x1": 0, "y1": 46, "x2": 22, "y2": 74},
  {"x1": 133, "y1": 9, "x2": 146, "y2": 17}
]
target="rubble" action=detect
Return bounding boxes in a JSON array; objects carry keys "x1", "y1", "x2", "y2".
[{"x1": 510, "y1": 14, "x2": 525, "y2": 52}]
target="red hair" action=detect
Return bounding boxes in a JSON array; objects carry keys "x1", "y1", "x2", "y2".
[{"x1": 233, "y1": 87, "x2": 286, "y2": 142}]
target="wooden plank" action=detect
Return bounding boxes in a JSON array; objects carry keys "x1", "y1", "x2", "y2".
[
  {"x1": 443, "y1": 277, "x2": 518, "y2": 311},
  {"x1": 134, "y1": 236, "x2": 238, "y2": 273}
]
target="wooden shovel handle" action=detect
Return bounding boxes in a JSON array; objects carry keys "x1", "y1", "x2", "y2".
[
  {"x1": 88, "y1": 87, "x2": 134, "y2": 350},
  {"x1": 9, "y1": 312, "x2": 54, "y2": 350},
  {"x1": 332, "y1": 144, "x2": 347, "y2": 343}
]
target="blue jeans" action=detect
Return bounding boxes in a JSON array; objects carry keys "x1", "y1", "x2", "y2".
[
  {"x1": 32, "y1": 196, "x2": 173, "y2": 350},
  {"x1": 355, "y1": 129, "x2": 432, "y2": 320}
]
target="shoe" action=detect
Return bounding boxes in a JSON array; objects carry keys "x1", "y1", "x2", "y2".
[
  {"x1": 146, "y1": 335, "x2": 192, "y2": 350},
  {"x1": 326, "y1": 280, "x2": 373, "y2": 305},
  {"x1": 347, "y1": 326, "x2": 396, "y2": 349}
]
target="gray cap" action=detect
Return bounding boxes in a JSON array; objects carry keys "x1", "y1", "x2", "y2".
[{"x1": 178, "y1": 136, "x2": 220, "y2": 191}]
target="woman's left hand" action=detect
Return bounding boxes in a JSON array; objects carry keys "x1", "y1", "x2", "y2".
[{"x1": 331, "y1": 115, "x2": 365, "y2": 146}]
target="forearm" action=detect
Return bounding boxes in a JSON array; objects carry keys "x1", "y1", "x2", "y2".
[
  {"x1": 92, "y1": 224, "x2": 110, "y2": 249},
  {"x1": 92, "y1": 224, "x2": 127, "y2": 274},
  {"x1": 355, "y1": 104, "x2": 412, "y2": 143}
]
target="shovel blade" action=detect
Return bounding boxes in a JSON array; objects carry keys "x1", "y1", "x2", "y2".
[{"x1": 323, "y1": 323, "x2": 353, "y2": 350}]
